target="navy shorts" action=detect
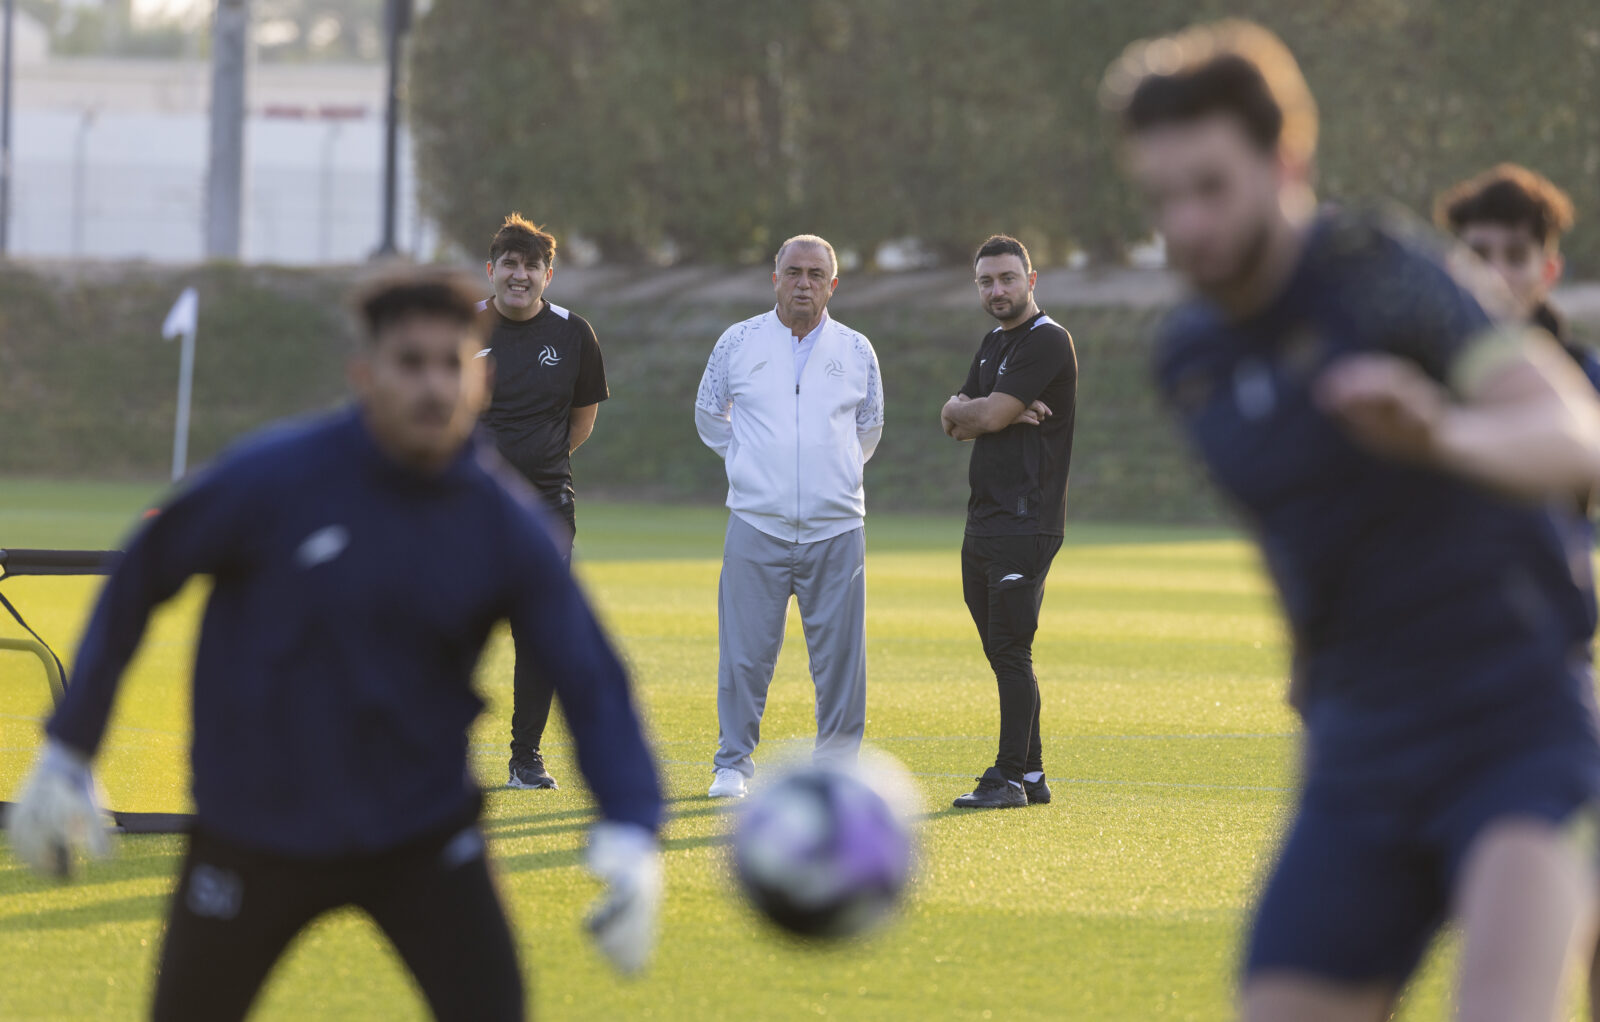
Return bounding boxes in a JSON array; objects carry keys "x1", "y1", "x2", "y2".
[{"x1": 1246, "y1": 740, "x2": 1598, "y2": 985}]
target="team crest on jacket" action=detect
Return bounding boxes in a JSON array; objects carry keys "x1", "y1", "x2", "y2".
[
  {"x1": 538, "y1": 345, "x2": 561, "y2": 366},
  {"x1": 825, "y1": 359, "x2": 844, "y2": 378}
]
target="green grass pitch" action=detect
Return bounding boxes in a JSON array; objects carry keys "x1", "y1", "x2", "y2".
[{"x1": 0, "y1": 479, "x2": 1487, "y2": 1019}]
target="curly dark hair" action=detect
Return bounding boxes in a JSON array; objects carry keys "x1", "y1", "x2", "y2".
[{"x1": 1435, "y1": 164, "x2": 1576, "y2": 249}]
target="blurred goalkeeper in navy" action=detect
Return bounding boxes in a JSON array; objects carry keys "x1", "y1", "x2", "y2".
[
  {"x1": 1108, "y1": 20, "x2": 1600, "y2": 1022},
  {"x1": 5, "y1": 271, "x2": 664, "y2": 1022}
]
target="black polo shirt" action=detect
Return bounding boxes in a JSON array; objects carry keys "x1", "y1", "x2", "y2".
[
  {"x1": 959, "y1": 311, "x2": 1078, "y2": 537},
  {"x1": 477, "y1": 298, "x2": 608, "y2": 504}
]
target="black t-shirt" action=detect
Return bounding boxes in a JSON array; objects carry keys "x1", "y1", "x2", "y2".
[
  {"x1": 960, "y1": 311, "x2": 1078, "y2": 536},
  {"x1": 477, "y1": 298, "x2": 608, "y2": 503}
]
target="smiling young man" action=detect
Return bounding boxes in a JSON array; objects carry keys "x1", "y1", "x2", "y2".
[
  {"x1": 6, "y1": 270, "x2": 663, "y2": 1020},
  {"x1": 477, "y1": 213, "x2": 609, "y2": 790},
  {"x1": 940, "y1": 234, "x2": 1077, "y2": 810},
  {"x1": 694, "y1": 234, "x2": 885, "y2": 799},
  {"x1": 1105, "y1": 19, "x2": 1600, "y2": 1021}
]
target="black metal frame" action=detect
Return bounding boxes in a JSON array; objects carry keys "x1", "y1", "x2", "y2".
[{"x1": 0, "y1": 547, "x2": 192, "y2": 834}]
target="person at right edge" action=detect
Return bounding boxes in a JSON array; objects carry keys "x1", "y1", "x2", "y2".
[
  {"x1": 940, "y1": 234, "x2": 1078, "y2": 810},
  {"x1": 1435, "y1": 163, "x2": 1600, "y2": 1021}
]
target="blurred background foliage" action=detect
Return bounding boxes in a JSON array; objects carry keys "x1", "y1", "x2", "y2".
[{"x1": 410, "y1": 0, "x2": 1600, "y2": 272}]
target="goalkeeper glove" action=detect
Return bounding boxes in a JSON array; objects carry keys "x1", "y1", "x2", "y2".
[
  {"x1": 584, "y1": 820, "x2": 662, "y2": 974},
  {"x1": 7, "y1": 739, "x2": 110, "y2": 879}
]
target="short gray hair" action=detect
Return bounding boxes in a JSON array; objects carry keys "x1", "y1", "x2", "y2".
[{"x1": 774, "y1": 234, "x2": 838, "y2": 279}]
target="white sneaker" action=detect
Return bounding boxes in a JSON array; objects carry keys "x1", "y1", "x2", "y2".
[{"x1": 708, "y1": 768, "x2": 748, "y2": 798}]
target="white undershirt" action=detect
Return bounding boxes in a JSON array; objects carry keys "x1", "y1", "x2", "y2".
[{"x1": 790, "y1": 310, "x2": 829, "y2": 384}]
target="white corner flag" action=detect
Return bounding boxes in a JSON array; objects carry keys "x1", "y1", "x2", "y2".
[
  {"x1": 162, "y1": 287, "x2": 200, "y2": 481},
  {"x1": 162, "y1": 286, "x2": 199, "y2": 340}
]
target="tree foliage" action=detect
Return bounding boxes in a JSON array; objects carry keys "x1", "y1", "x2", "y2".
[{"x1": 410, "y1": 0, "x2": 1600, "y2": 272}]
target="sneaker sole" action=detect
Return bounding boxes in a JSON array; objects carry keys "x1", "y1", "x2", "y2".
[{"x1": 507, "y1": 776, "x2": 558, "y2": 790}]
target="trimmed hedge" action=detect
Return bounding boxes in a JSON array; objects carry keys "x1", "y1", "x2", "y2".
[{"x1": 58, "y1": 261, "x2": 1600, "y2": 523}]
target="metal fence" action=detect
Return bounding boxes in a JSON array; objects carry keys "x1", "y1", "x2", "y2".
[{"x1": 9, "y1": 108, "x2": 432, "y2": 264}]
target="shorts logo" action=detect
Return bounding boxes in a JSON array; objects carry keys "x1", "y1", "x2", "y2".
[
  {"x1": 186, "y1": 864, "x2": 243, "y2": 920},
  {"x1": 752, "y1": 360, "x2": 767, "y2": 373},
  {"x1": 1000, "y1": 573, "x2": 1025, "y2": 582},
  {"x1": 825, "y1": 359, "x2": 844, "y2": 378},
  {"x1": 538, "y1": 346, "x2": 562, "y2": 367},
  {"x1": 439, "y1": 827, "x2": 486, "y2": 870},
  {"x1": 295, "y1": 525, "x2": 349, "y2": 569}
]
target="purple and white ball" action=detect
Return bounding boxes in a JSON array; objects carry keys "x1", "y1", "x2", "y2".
[{"x1": 732, "y1": 760, "x2": 915, "y2": 939}]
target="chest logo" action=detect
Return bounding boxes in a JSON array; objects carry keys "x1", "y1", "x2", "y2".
[
  {"x1": 1232, "y1": 359, "x2": 1277, "y2": 421},
  {"x1": 825, "y1": 359, "x2": 844, "y2": 378},
  {"x1": 538, "y1": 346, "x2": 561, "y2": 367},
  {"x1": 295, "y1": 524, "x2": 350, "y2": 570}
]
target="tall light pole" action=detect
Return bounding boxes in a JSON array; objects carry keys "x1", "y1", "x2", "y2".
[
  {"x1": 205, "y1": 0, "x2": 250, "y2": 260},
  {"x1": 1, "y1": 0, "x2": 15, "y2": 257},
  {"x1": 373, "y1": 0, "x2": 412, "y2": 258}
]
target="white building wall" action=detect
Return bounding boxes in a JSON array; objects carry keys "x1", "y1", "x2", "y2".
[{"x1": 10, "y1": 57, "x2": 431, "y2": 264}]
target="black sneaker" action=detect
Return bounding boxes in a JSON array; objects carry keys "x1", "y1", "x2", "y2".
[
  {"x1": 508, "y1": 752, "x2": 558, "y2": 790},
  {"x1": 1024, "y1": 774, "x2": 1051, "y2": 805},
  {"x1": 952, "y1": 767, "x2": 1027, "y2": 809}
]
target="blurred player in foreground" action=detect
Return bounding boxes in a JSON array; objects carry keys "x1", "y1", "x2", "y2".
[
  {"x1": 478, "y1": 214, "x2": 611, "y2": 791},
  {"x1": 1105, "y1": 20, "x2": 1600, "y2": 1021},
  {"x1": 6, "y1": 270, "x2": 664, "y2": 1021},
  {"x1": 941, "y1": 234, "x2": 1078, "y2": 809}
]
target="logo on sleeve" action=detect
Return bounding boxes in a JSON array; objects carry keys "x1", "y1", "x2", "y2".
[
  {"x1": 538, "y1": 345, "x2": 562, "y2": 367},
  {"x1": 295, "y1": 525, "x2": 350, "y2": 569},
  {"x1": 997, "y1": 357, "x2": 1011, "y2": 375}
]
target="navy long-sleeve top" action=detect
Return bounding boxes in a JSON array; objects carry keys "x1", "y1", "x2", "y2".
[{"x1": 47, "y1": 406, "x2": 663, "y2": 856}]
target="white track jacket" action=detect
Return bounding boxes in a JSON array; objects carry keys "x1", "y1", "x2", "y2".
[{"x1": 695, "y1": 309, "x2": 884, "y2": 544}]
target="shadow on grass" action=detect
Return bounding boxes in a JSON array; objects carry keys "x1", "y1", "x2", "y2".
[
  {"x1": 0, "y1": 837, "x2": 184, "y2": 892},
  {"x1": 497, "y1": 832, "x2": 727, "y2": 874},
  {"x1": 915, "y1": 804, "x2": 1004, "y2": 823},
  {"x1": 487, "y1": 803, "x2": 728, "y2": 843},
  {"x1": 0, "y1": 891, "x2": 168, "y2": 931}
]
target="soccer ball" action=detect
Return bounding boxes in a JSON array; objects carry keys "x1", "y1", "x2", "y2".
[{"x1": 732, "y1": 757, "x2": 915, "y2": 939}]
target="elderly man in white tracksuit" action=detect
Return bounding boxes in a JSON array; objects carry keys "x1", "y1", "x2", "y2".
[{"x1": 694, "y1": 234, "x2": 885, "y2": 799}]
